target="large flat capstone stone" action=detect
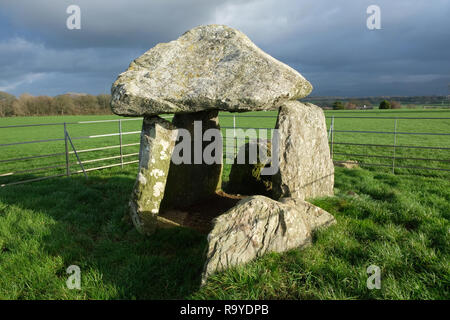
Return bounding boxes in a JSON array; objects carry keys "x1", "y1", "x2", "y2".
[
  {"x1": 111, "y1": 24, "x2": 312, "y2": 116},
  {"x1": 272, "y1": 101, "x2": 334, "y2": 200}
]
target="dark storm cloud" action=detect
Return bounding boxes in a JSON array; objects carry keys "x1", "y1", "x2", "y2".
[
  {"x1": 0, "y1": 0, "x2": 231, "y2": 49},
  {"x1": 0, "y1": 0, "x2": 449, "y2": 96}
]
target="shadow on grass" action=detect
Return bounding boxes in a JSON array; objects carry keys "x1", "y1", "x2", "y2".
[{"x1": 0, "y1": 172, "x2": 207, "y2": 299}]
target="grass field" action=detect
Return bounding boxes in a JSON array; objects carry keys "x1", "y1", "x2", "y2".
[
  {"x1": 0, "y1": 109, "x2": 449, "y2": 299},
  {"x1": 1, "y1": 108, "x2": 449, "y2": 187}
]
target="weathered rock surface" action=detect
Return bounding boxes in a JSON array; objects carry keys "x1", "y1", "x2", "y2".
[
  {"x1": 201, "y1": 195, "x2": 314, "y2": 285},
  {"x1": 225, "y1": 140, "x2": 272, "y2": 197},
  {"x1": 111, "y1": 24, "x2": 312, "y2": 116},
  {"x1": 160, "y1": 110, "x2": 223, "y2": 210},
  {"x1": 279, "y1": 197, "x2": 336, "y2": 231},
  {"x1": 272, "y1": 101, "x2": 334, "y2": 200},
  {"x1": 129, "y1": 116, "x2": 178, "y2": 235}
]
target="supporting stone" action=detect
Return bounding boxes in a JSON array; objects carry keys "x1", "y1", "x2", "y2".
[
  {"x1": 160, "y1": 110, "x2": 223, "y2": 210},
  {"x1": 129, "y1": 116, "x2": 178, "y2": 235},
  {"x1": 272, "y1": 101, "x2": 334, "y2": 200}
]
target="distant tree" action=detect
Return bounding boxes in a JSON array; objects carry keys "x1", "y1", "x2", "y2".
[
  {"x1": 0, "y1": 91, "x2": 16, "y2": 117},
  {"x1": 333, "y1": 101, "x2": 345, "y2": 110},
  {"x1": 54, "y1": 94, "x2": 75, "y2": 115},
  {"x1": 0, "y1": 91, "x2": 16, "y2": 103},
  {"x1": 96, "y1": 94, "x2": 111, "y2": 111},
  {"x1": 345, "y1": 102, "x2": 357, "y2": 110},
  {"x1": 0, "y1": 92, "x2": 113, "y2": 117},
  {"x1": 390, "y1": 100, "x2": 402, "y2": 109},
  {"x1": 350, "y1": 99, "x2": 362, "y2": 107},
  {"x1": 379, "y1": 100, "x2": 391, "y2": 109},
  {"x1": 0, "y1": 100, "x2": 6, "y2": 117}
]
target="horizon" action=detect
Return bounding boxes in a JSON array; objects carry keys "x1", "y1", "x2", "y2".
[{"x1": 1, "y1": 91, "x2": 448, "y2": 100}]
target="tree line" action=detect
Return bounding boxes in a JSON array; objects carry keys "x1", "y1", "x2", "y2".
[
  {"x1": 331, "y1": 99, "x2": 402, "y2": 110},
  {"x1": 0, "y1": 91, "x2": 112, "y2": 117},
  {"x1": 303, "y1": 95, "x2": 449, "y2": 109}
]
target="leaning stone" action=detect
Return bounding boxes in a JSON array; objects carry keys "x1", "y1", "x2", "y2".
[
  {"x1": 272, "y1": 101, "x2": 334, "y2": 200},
  {"x1": 225, "y1": 140, "x2": 272, "y2": 197},
  {"x1": 201, "y1": 195, "x2": 313, "y2": 285},
  {"x1": 111, "y1": 24, "x2": 312, "y2": 117},
  {"x1": 129, "y1": 116, "x2": 178, "y2": 235},
  {"x1": 279, "y1": 197, "x2": 336, "y2": 231},
  {"x1": 160, "y1": 110, "x2": 223, "y2": 210}
]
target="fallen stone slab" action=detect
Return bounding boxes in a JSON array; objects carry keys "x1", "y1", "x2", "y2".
[
  {"x1": 279, "y1": 197, "x2": 336, "y2": 231},
  {"x1": 201, "y1": 195, "x2": 318, "y2": 285},
  {"x1": 111, "y1": 24, "x2": 312, "y2": 116}
]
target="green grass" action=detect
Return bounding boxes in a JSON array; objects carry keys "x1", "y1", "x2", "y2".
[
  {"x1": 0, "y1": 109, "x2": 449, "y2": 299},
  {"x1": 0, "y1": 166, "x2": 448, "y2": 299},
  {"x1": 1, "y1": 108, "x2": 449, "y2": 186}
]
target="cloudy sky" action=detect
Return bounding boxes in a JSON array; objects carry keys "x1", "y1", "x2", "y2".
[{"x1": 1, "y1": 0, "x2": 449, "y2": 97}]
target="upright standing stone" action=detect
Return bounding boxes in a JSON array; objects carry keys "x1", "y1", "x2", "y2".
[
  {"x1": 129, "y1": 116, "x2": 178, "y2": 235},
  {"x1": 160, "y1": 110, "x2": 223, "y2": 210},
  {"x1": 273, "y1": 101, "x2": 334, "y2": 200}
]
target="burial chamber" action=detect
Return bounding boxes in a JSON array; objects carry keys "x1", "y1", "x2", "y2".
[{"x1": 110, "y1": 24, "x2": 335, "y2": 284}]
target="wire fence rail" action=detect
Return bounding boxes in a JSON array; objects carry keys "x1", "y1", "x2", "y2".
[
  {"x1": 0, "y1": 117, "x2": 144, "y2": 187},
  {"x1": 0, "y1": 113, "x2": 449, "y2": 187}
]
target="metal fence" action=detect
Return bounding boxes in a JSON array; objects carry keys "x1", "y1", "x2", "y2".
[
  {"x1": 0, "y1": 118, "x2": 145, "y2": 187},
  {"x1": 326, "y1": 115, "x2": 450, "y2": 173},
  {"x1": 1, "y1": 113, "x2": 449, "y2": 187}
]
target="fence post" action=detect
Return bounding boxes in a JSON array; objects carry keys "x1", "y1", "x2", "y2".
[
  {"x1": 119, "y1": 119, "x2": 123, "y2": 168},
  {"x1": 64, "y1": 122, "x2": 70, "y2": 176},
  {"x1": 233, "y1": 114, "x2": 237, "y2": 158},
  {"x1": 330, "y1": 116, "x2": 335, "y2": 159},
  {"x1": 66, "y1": 132, "x2": 88, "y2": 179},
  {"x1": 392, "y1": 118, "x2": 398, "y2": 174}
]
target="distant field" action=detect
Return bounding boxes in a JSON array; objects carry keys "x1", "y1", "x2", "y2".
[
  {"x1": 224, "y1": 108, "x2": 450, "y2": 175},
  {"x1": 1, "y1": 108, "x2": 449, "y2": 187},
  {"x1": 324, "y1": 109, "x2": 450, "y2": 176},
  {"x1": 0, "y1": 115, "x2": 143, "y2": 186}
]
